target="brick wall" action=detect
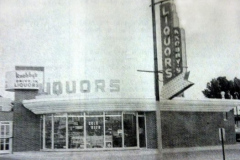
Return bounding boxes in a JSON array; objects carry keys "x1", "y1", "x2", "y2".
[
  {"x1": 145, "y1": 112, "x2": 157, "y2": 148},
  {"x1": 13, "y1": 91, "x2": 41, "y2": 152},
  {"x1": 0, "y1": 112, "x2": 13, "y2": 121},
  {"x1": 161, "y1": 110, "x2": 236, "y2": 148}
]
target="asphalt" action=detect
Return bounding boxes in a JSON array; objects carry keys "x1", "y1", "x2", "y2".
[{"x1": 1, "y1": 145, "x2": 240, "y2": 160}]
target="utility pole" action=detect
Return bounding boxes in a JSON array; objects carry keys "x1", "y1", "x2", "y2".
[
  {"x1": 151, "y1": 0, "x2": 160, "y2": 101},
  {"x1": 150, "y1": 1, "x2": 169, "y2": 159}
]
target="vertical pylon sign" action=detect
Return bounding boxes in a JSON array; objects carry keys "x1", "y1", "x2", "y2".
[{"x1": 160, "y1": 1, "x2": 194, "y2": 99}]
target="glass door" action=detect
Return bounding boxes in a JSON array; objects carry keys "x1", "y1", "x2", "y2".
[
  {"x1": 0, "y1": 121, "x2": 12, "y2": 154},
  {"x1": 123, "y1": 113, "x2": 137, "y2": 147},
  {"x1": 138, "y1": 116, "x2": 146, "y2": 148}
]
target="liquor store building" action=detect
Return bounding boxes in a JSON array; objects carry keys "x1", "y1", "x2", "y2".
[
  {"x1": 22, "y1": 97, "x2": 157, "y2": 150},
  {"x1": 16, "y1": 93, "x2": 240, "y2": 152},
  {"x1": 4, "y1": 66, "x2": 240, "y2": 152}
]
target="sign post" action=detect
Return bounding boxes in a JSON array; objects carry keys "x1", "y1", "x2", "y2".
[{"x1": 219, "y1": 128, "x2": 226, "y2": 160}]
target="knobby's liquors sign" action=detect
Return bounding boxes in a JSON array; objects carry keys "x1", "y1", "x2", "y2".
[
  {"x1": 160, "y1": 2, "x2": 183, "y2": 84},
  {"x1": 160, "y1": 1, "x2": 193, "y2": 99},
  {"x1": 5, "y1": 71, "x2": 43, "y2": 91}
]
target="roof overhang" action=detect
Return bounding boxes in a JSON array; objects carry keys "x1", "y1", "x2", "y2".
[
  {"x1": 159, "y1": 98, "x2": 240, "y2": 112},
  {"x1": 22, "y1": 98, "x2": 157, "y2": 114},
  {"x1": 22, "y1": 96, "x2": 240, "y2": 114}
]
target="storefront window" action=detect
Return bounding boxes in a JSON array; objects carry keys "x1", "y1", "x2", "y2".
[
  {"x1": 68, "y1": 117, "x2": 84, "y2": 149},
  {"x1": 43, "y1": 111, "x2": 143, "y2": 150},
  {"x1": 105, "y1": 116, "x2": 122, "y2": 148},
  {"x1": 86, "y1": 117, "x2": 104, "y2": 148},
  {"x1": 54, "y1": 115, "x2": 66, "y2": 149},
  {"x1": 45, "y1": 115, "x2": 52, "y2": 149},
  {"x1": 124, "y1": 113, "x2": 137, "y2": 147}
]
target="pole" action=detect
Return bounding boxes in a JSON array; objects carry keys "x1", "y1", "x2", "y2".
[
  {"x1": 237, "y1": 107, "x2": 239, "y2": 126},
  {"x1": 151, "y1": 1, "x2": 163, "y2": 159},
  {"x1": 221, "y1": 128, "x2": 225, "y2": 160},
  {"x1": 151, "y1": 0, "x2": 160, "y2": 101}
]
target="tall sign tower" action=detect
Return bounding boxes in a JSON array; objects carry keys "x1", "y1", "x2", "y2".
[{"x1": 160, "y1": 0, "x2": 193, "y2": 99}]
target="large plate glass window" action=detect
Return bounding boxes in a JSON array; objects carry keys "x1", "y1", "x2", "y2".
[
  {"x1": 45, "y1": 115, "x2": 52, "y2": 149},
  {"x1": 105, "y1": 112, "x2": 122, "y2": 148},
  {"x1": 86, "y1": 117, "x2": 104, "y2": 148},
  {"x1": 68, "y1": 115, "x2": 84, "y2": 149},
  {"x1": 54, "y1": 114, "x2": 67, "y2": 149}
]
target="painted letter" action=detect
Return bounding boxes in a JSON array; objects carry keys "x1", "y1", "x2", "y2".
[
  {"x1": 165, "y1": 69, "x2": 172, "y2": 78},
  {"x1": 163, "y1": 26, "x2": 170, "y2": 35},
  {"x1": 66, "y1": 81, "x2": 76, "y2": 94},
  {"x1": 165, "y1": 58, "x2": 171, "y2": 68},
  {"x1": 80, "y1": 80, "x2": 91, "y2": 93},
  {"x1": 95, "y1": 80, "x2": 105, "y2": 92},
  {"x1": 110, "y1": 80, "x2": 120, "y2": 92},
  {"x1": 53, "y1": 81, "x2": 63, "y2": 95},
  {"x1": 164, "y1": 47, "x2": 171, "y2": 56},
  {"x1": 164, "y1": 36, "x2": 171, "y2": 46},
  {"x1": 162, "y1": 6, "x2": 169, "y2": 16}
]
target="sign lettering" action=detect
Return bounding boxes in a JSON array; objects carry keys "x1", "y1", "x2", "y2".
[
  {"x1": 45, "y1": 80, "x2": 120, "y2": 95},
  {"x1": 5, "y1": 70, "x2": 43, "y2": 91},
  {"x1": 160, "y1": 2, "x2": 174, "y2": 84}
]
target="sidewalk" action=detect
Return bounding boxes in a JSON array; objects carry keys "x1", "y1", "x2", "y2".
[
  {"x1": 1, "y1": 149, "x2": 159, "y2": 160},
  {"x1": 1, "y1": 144, "x2": 240, "y2": 160}
]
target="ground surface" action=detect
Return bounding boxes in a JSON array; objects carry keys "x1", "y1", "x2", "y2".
[{"x1": 1, "y1": 149, "x2": 240, "y2": 160}]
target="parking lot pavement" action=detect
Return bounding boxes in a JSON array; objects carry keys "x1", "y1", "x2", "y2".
[{"x1": 1, "y1": 149, "x2": 240, "y2": 160}]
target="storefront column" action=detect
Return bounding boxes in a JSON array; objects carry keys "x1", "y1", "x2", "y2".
[
  {"x1": 121, "y1": 112, "x2": 124, "y2": 148},
  {"x1": 43, "y1": 115, "x2": 45, "y2": 150},
  {"x1": 51, "y1": 115, "x2": 54, "y2": 149},
  {"x1": 66, "y1": 114, "x2": 69, "y2": 149},
  {"x1": 136, "y1": 112, "x2": 139, "y2": 148},
  {"x1": 157, "y1": 104, "x2": 163, "y2": 159},
  {"x1": 84, "y1": 113, "x2": 86, "y2": 149},
  {"x1": 103, "y1": 112, "x2": 106, "y2": 148}
]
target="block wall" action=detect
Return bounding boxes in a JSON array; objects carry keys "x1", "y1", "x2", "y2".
[
  {"x1": 161, "y1": 110, "x2": 236, "y2": 148},
  {"x1": 13, "y1": 91, "x2": 41, "y2": 152},
  {"x1": 145, "y1": 112, "x2": 158, "y2": 148}
]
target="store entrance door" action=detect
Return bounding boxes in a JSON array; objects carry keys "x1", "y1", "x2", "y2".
[
  {"x1": 0, "y1": 121, "x2": 12, "y2": 154},
  {"x1": 138, "y1": 116, "x2": 146, "y2": 148}
]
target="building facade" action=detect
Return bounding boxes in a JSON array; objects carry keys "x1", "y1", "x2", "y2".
[
  {"x1": 1, "y1": 66, "x2": 240, "y2": 154},
  {"x1": 0, "y1": 97, "x2": 13, "y2": 154}
]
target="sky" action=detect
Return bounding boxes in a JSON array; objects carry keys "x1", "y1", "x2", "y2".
[{"x1": 0, "y1": 0, "x2": 240, "y2": 100}]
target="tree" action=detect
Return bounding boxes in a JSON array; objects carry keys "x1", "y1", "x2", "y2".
[{"x1": 202, "y1": 76, "x2": 240, "y2": 99}]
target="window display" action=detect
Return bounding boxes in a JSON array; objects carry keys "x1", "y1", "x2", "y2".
[
  {"x1": 54, "y1": 115, "x2": 66, "y2": 149},
  {"x1": 68, "y1": 117, "x2": 84, "y2": 149},
  {"x1": 86, "y1": 117, "x2": 104, "y2": 148},
  {"x1": 45, "y1": 115, "x2": 52, "y2": 149},
  {"x1": 105, "y1": 116, "x2": 122, "y2": 148},
  {"x1": 43, "y1": 112, "x2": 143, "y2": 150}
]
